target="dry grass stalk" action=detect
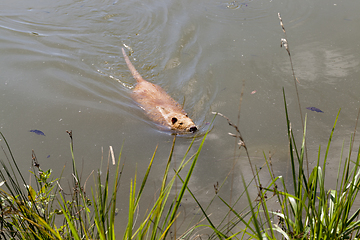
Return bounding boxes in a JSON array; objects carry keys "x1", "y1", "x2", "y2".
[{"x1": 278, "y1": 12, "x2": 309, "y2": 177}]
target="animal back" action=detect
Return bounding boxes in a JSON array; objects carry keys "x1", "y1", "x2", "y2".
[{"x1": 131, "y1": 80, "x2": 186, "y2": 126}]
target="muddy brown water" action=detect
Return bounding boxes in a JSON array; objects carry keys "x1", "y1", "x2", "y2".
[{"x1": 0, "y1": 0, "x2": 360, "y2": 236}]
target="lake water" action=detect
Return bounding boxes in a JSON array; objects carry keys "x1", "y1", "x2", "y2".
[{"x1": 1, "y1": 0, "x2": 360, "y2": 236}]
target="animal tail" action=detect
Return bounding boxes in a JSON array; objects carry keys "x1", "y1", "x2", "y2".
[{"x1": 122, "y1": 48, "x2": 144, "y2": 83}]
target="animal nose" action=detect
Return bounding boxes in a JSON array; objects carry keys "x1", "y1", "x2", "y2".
[{"x1": 189, "y1": 126, "x2": 198, "y2": 132}]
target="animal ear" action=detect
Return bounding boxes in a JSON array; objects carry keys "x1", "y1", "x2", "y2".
[{"x1": 171, "y1": 117, "x2": 178, "y2": 124}]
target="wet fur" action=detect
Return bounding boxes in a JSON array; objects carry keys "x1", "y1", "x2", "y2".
[{"x1": 122, "y1": 48, "x2": 197, "y2": 133}]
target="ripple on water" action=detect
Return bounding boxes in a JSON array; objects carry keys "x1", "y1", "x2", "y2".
[
  {"x1": 0, "y1": 1, "x2": 135, "y2": 118},
  {"x1": 202, "y1": 0, "x2": 273, "y2": 22},
  {"x1": 3, "y1": 0, "x2": 322, "y2": 134},
  {"x1": 201, "y1": 0, "x2": 314, "y2": 25}
]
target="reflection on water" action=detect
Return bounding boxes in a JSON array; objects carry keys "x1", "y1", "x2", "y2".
[
  {"x1": 0, "y1": 0, "x2": 360, "y2": 236},
  {"x1": 281, "y1": 43, "x2": 359, "y2": 83}
]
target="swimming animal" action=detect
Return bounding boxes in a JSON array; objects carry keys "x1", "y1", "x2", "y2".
[{"x1": 122, "y1": 48, "x2": 197, "y2": 133}]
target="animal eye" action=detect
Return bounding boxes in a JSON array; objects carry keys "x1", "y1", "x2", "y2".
[
  {"x1": 171, "y1": 117, "x2": 178, "y2": 124},
  {"x1": 179, "y1": 122, "x2": 183, "y2": 125}
]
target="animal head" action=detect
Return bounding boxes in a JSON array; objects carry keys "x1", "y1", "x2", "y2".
[
  {"x1": 170, "y1": 114, "x2": 198, "y2": 133},
  {"x1": 157, "y1": 107, "x2": 197, "y2": 133}
]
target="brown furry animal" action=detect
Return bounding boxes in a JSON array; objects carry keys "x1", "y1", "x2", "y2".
[{"x1": 122, "y1": 48, "x2": 198, "y2": 133}]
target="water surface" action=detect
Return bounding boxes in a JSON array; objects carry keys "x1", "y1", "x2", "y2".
[{"x1": 0, "y1": 0, "x2": 360, "y2": 236}]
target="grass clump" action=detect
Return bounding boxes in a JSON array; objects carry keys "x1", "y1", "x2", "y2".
[
  {"x1": 204, "y1": 92, "x2": 360, "y2": 239},
  {"x1": 0, "y1": 123, "x2": 212, "y2": 239}
]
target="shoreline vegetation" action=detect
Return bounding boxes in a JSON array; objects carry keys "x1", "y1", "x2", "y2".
[{"x1": 1, "y1": 13, "x2": 360, "y2": 239}]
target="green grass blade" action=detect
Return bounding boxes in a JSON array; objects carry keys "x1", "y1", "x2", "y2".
[{"x1": 58, "y1": 193, "x2": 81, "y2": 240}]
